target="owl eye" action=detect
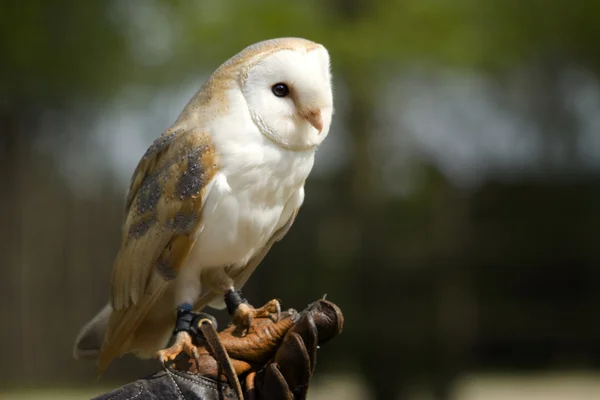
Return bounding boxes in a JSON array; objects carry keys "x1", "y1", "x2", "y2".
[{"x1": 271, "y1": 83, "x2": 290, "y2": 98}]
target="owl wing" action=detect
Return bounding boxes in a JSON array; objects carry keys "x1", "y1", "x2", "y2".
[{"x1": 97, "y1": 127, "x2": 218, "y2": 374}]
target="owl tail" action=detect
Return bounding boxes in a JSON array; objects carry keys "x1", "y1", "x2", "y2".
[{"x1": 73, "y1": 303, "x2": 112, "y2": 360}]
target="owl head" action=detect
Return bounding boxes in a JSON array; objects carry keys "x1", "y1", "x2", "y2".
[{"x1": 187, "y1": 38, "x2": 334, "y2": 152}]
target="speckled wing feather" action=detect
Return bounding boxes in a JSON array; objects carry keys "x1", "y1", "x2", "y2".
[{"x1": 97, "y1": 127, "x2": 218, "y2": 374}]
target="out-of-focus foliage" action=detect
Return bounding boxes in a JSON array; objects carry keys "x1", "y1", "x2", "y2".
[
  {"x1": 0, "y1": 2, "x2": 129, "y2": 100},
  {"x1": 2, "y1": 1, "x2": 600, "y2": 399}
]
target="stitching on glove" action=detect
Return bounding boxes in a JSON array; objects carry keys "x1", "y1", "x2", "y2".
[
  {"x1": 172, "y1": 370, "x2": 228, "y2": 390},
  {"x1": 104, "y1": 388, "x2": 123, "y2": 400},
  {"x1": 165, "y1": 367, "x2": 187, "y2": 400},
  {"x1": 123, "y1": 388, "x2": 144, "y2": 400}
]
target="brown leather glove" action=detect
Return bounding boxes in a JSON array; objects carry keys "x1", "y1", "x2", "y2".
[
  {"x1": 177, "y1": 298, "x2": 343, "y2": 399},
  {"x1": 94, "y1": 299, "x2": 343, "y2": 400}
]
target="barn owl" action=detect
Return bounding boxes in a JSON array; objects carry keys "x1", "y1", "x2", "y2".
[{"x1": 73, "y1": 37, "x2": 334, "y2": 374}]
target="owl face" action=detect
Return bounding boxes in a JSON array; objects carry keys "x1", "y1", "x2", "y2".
[{"x1": 240, "y1": 42, "x2": 334, "y2": 150}]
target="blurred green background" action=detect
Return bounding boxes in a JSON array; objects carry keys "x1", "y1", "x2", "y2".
[{"x1": 2, "y1": 0, "x2": 600, "y2": 399}]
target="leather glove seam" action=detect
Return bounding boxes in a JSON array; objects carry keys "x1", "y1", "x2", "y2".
[
  {"x1": 104, "y1": 387, "x2": 124, "y2": 400},
  {"x1": 169, "y1": 367, "x2": 235, "y2": 395},
  {"x1": 165, "y1": 366, "x2": 188, "y2": 400},
  {"x1": 123, "y1": 387, "x2": 144, "y2": 400}
]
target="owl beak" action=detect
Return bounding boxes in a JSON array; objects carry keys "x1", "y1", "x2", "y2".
[{"x1": 302, "y1": 109, "x2": 323, "y2": 134}]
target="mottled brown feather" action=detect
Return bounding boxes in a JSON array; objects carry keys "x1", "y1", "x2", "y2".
[{"x1": 98, "y1": 127, "x2": 218, "y2": 374}]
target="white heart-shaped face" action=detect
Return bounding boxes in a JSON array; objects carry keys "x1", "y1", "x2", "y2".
[{"x1": 241, "y1": 45, "x2": 334, "y2": 151}]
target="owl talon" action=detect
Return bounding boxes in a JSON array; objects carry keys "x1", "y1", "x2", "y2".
[
  {"x1": 273, "y1": 300, "x2": 282, "y2": 321},
  {"x1": 156, "y1": 331, "x2": 196, "y2": 364},
  {"x1": 157, "y1": 304, "x2": 217, "y2": 366},
  {"x1": 225, "y1": 291, "x2": 281, "y2": 335},
  {"x1": 260, "y1": 299, "x2": 281, "y2": 322}
]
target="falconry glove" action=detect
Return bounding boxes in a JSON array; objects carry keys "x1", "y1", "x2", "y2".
[{"x1": 93, "y1": 299, "x2": 343, "y2": 400}]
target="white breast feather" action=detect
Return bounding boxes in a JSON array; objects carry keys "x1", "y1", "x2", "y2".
[{"x1": 173, "y1": 87, "x2": 314, "y2": 307}]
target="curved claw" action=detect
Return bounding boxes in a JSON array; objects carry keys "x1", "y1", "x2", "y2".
[
  {"x1": 156, "y1": 331, "x2": 197, "y2": 365},
  {"x1": 232, "y1": 299, "x2": 282, "y2": 336},
  {"x1": 190, "y1": 346, "x2": 201, "y2": 370},
  {"x1": 257, "y1": 299, "x2": 281, "y2": 321},
  {"x1": 273, "y1": 300, "x2": 282, "y2": 322}
]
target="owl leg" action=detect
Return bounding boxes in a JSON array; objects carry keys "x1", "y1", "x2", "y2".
[
  {"x1": 201, "y1": 268, "x2": 281, "y2": 334},
  {"x1": 225, "y1": 289, "x2": 281, "y2": 335},
  {"x1": 156, "y1": 303, "x2": 217, "y2": 367}
]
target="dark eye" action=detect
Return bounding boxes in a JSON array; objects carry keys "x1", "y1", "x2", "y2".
[{"x1": 271, "y1": 83, "x2": 290, "y2": 97}]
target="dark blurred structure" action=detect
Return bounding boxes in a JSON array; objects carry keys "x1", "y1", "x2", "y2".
[{"x1": 1, "y1": 1, "x2": 599, "y2": 399}]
